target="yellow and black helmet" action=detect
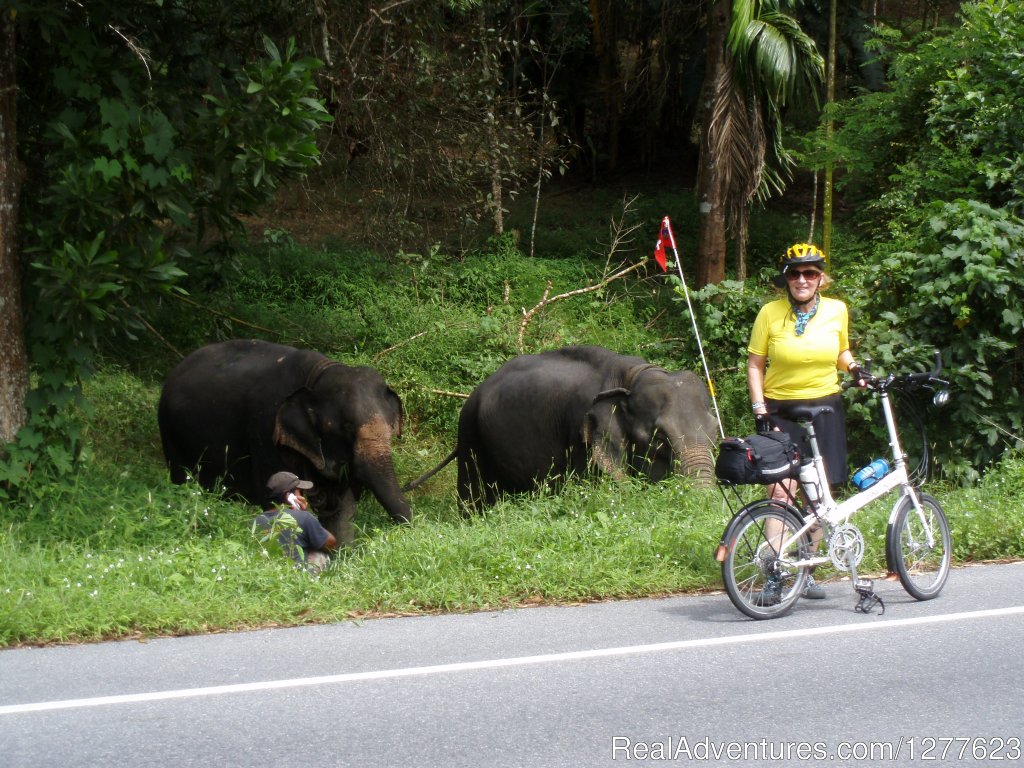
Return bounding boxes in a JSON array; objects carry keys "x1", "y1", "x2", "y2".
[
  {"x1": 780, "y1": 242, "x2": 827, "y2": 271},
  {"x1": 773, "y1": 243, "x2": 827, "y2": 287}
]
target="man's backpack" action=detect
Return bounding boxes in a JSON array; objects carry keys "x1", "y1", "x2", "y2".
[{"x1": 714, "y1": 431, "x2": 800, "y2": 485}]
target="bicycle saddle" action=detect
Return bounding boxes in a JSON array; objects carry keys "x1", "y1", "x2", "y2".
[{"x1": 774, "y1": 403, "x2": 834, "y2": 423}]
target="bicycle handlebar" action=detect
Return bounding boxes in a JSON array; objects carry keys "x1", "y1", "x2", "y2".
[{"x1": 841, "y1": 351, "x2": 947, "y2": 393}]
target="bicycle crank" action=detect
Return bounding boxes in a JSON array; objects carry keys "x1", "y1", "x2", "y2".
[{"x1": 828, "y1": 523, "x2": 865, "y2": 572}]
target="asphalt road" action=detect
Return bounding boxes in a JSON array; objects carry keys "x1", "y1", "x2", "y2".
[{"x1": 1, "y1": 562, "x2": 1022, "y2": 767}]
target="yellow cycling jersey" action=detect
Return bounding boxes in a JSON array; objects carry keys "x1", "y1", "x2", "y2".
[{"x1": 748, "y1": 296, "x2": 850, "y2": 399}]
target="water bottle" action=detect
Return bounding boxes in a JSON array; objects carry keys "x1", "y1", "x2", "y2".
[
  {"x1": 798, "y1": 462, "x2": 820, "y2": 502},
  {"x1": 852, "y1": 458, "x2": 890, "y2": 491}
]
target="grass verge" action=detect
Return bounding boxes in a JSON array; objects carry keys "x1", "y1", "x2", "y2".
[{"x1": 2, "y1": 450, "x2": 1022, "y2": 646}]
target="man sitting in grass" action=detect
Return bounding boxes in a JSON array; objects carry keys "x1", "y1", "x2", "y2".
[{"x1": 254, "y1": 471, "x2": 337, "y2": 574}]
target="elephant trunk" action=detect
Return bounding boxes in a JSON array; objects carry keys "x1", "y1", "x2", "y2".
[
  {"x1": 583, "y1": 419, "x2": 627, "y2": 480},
  {"x1": 675, "y1": 440, "x2": 715, "y2": 487},
  {"x1": 354, "y1": 418, "x2": 412, "y2": 524},
  {"x1": 591, "y1": 442, "x2": 627, "y2": 480}
]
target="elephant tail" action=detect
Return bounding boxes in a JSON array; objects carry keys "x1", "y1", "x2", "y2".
[{"x1": 402, "y1": 447, "x2": 458, "y2": 492}]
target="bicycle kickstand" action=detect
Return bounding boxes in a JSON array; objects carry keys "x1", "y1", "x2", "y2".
[{"x1": 853, "y1": 578, "x2": 885, "y2": 615}]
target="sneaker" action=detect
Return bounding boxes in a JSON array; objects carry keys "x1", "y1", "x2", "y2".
[
  {"x1": 802, "y1": 575, "x2": 826, "y2": 599},
  {"x1": 754, "y1": 574, "x2": 783, "y2": 606}
]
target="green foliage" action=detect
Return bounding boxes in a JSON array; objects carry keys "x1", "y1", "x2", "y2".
[
  {"x1": 926, "y1": 1, "x2": 1024, "y2": 217},
  {"x1": 727, "y1": 0, "x2": 824, "y2": 200},
  {"x1": 828, "y1": 0, "x2": 1024, "y2": 230},
  {"x1": 804, "y1": 0, "x2": 1024, "y2": 479},
  {"x1": 201, "y1": 35, "x2": 331, "y2": 230},
  {"x1": 5, "y1": 3, "x2": 331, "y2": 492},
  {"x1": 668, "y1": 279, "x2": 765, "y2": 436},
  {"x1": 856, "y1": 201, "x2": 1024, "y2": 480}
]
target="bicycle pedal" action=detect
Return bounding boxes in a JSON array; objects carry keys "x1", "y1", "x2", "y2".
[{"x1": 854, "y1": 591, "x2": 885, "y2": 615}]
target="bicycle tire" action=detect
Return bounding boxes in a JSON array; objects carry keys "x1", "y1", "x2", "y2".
[
  {"x1": 885, "y1": 492, "x2": 951, "y2": 600},
  {"x1": 720, "y1": 500, "x2": 811, "y2": 620}
]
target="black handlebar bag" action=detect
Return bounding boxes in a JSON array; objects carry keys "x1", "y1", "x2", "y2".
[{"x1": 714, "y1": 432, "x2": 801, "y2": 486}]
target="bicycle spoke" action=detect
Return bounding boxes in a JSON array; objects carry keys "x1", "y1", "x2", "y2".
[{"x1": 887, "y1": 493, "x2": 951, "y2": 600}]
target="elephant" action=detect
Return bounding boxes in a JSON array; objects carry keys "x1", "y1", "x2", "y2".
[
  {"x1": 406, "y1": 345, "x2": 717, "y2": 508},
  {"x1": 157, "y1": 339, "x2": 411, "y2": 544}
]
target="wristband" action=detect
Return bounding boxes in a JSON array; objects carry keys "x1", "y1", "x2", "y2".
[{"x1": 751, "y1": 401, "x2": 765, "y2": 412}]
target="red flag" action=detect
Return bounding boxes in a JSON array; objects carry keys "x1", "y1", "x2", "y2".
[{"x1": 653, "y1": 216, "x2": 674, "y2": 272}]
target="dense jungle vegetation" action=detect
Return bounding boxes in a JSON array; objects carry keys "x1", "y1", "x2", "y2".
[{"x1": 1, "y1": 1, "x2": 1022, "y2": 645}]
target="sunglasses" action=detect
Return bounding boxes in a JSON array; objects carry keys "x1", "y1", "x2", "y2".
[{"x1": 785, "y1": 269, "x2": 823, "y2": 281}]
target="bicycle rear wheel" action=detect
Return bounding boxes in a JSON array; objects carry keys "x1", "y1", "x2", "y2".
[
  {"x1": 886, "y1": 492, "x2": 951, "y2": 600},
  {"x1": 720, "y1": 500, "x2": 811, "y2": 620}
]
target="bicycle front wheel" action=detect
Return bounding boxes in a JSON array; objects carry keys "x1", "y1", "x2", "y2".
[
  {"x1": 886, "y1": 492, "x2": 951, "y2": 600},
  {"x1": 720, "y1": 500, "x2": 811, "y2": 620}
]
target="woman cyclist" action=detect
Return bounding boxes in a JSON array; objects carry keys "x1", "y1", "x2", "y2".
[{"x1": 746, "y1": 243, "x2": 866, "y2": 603}]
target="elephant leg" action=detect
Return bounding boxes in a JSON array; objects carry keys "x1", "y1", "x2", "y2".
[
  {"x1": 457, "y1": 449, "x2": 487, "y2": 513},
  {"x1": 321, "y1": 488, "x2": 358, "y2": 547}
]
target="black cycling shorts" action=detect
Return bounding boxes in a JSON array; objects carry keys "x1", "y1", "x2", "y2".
[{"x1": 766, "y1": 393, "x2": 848, "y2": 487}]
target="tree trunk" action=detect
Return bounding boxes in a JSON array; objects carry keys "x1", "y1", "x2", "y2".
[
  {"x1": 822, "y1": 0, "x2": 837, "y2": 255},
  {"x1": 479, "y1": 9, "x2": 504, "y2": 235},
  {"x1": 588, "y1": 0, "x2": 622, "y2": 172},
  {"x1": 0, "y1": 11, "x2": 28, "y2": 445},
  {"x1": 736, "y1": 206, "x2": 749, "y2": 281},
  {"x1": 695, "y1": 0, "x2": 730, "y2": 287}
]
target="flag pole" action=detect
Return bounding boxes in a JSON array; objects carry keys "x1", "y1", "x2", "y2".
[{"x1": 661, "y1": 216, "x2": 725, "y2": 439}]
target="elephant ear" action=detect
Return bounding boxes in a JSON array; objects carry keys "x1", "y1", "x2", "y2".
[
  {"x1": 582, "y1": 393, "x2": 629, "y2": 478},
  {"x1": 593, "y1": 386, "x2": 630, "y2": 403},
  {"x1": 384, "y1": 386, "x2": 404, "y2": 438},
  {"x1": 274, "y1": 390, "x2": 327, "y2": 471}
]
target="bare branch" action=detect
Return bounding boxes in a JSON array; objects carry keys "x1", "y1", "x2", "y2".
[
  {"x1": 517, "y1": 195, "x2": 647, "y2": 351},
  {"x1": 373, "y1": 321, "x2": 474, "y2": 362},
  {"x1": 425, "y1": 388, "x2": 469, "y2": 399},
  {"x1": 107, "y1": 25, "x2": 152, "y2": 80},
  {"x1": 171, "y1": 293, "x2": 280, "y2": 337},
  {"x1": 373, "y1": 329, "x2": 431, "y2": 361},
  {"x1": 117, "y1": 297, "x2": 182, "y2": 359}
]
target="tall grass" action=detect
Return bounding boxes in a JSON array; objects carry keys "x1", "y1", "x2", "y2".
[{"x1": 3, "y1": 205, "x2": 1023, "y2": 647}]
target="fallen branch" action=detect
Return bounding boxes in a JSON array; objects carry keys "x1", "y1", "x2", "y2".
[
  {"x1": 426, "y1": 388, "x2": 470, "y2": 399},
  {"x1": 373, "y1": 329, "x2": 431, "y2": 362},
  {"x1": 373, "y1": 322, "x2": 473, "y2": 362},
  {"x1": 172, "y1": 293, "x2": 279, "y2": 337},
  {"x1": 517, "y1": 261, "x2": 647, "y2": 351},
  {"x1": 118, "y1": 297, "x2": 183, "y2": 359}
]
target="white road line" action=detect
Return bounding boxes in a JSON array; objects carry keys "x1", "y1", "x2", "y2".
[{"x1": 2, "y1": 605, "x2": 1022, "y2": 716}]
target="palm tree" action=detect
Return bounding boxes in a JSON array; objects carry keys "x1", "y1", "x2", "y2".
[{"x1": 696, "y1": 0, "x2": 822, "y2": 286}]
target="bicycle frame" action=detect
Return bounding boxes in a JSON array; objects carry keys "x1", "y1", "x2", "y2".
[{"x1": 774, "y1": 386, "x2": 935, "y2": 569}]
